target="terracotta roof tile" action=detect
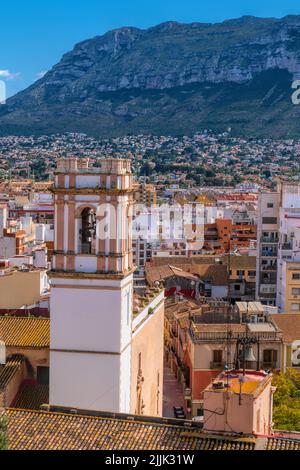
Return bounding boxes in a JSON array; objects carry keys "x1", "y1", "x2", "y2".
[
  {"x1": 223, "y1": 255, "x2": 256, "y2": 270},
  {"x1": 270, "y1": 314, "x2": 300, "y2": 343},
  {"x1": 13, "y1": 383, "x2": 49, "y2": 410},
  {"x1": 0, "y1": 317, "x2": 49, "y2": 348},
  {"x1": 0, "y1": 355, "x2": 24, "y2": 391},
  {"x1": 6, "y1": 408, "x2": 258, "y2": 450},
  {"x1": 146, "y1": 263, "x2": 228, "y2": 286}
]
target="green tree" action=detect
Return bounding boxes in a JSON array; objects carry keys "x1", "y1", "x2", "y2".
[
  {"x1": 0, "y1": 413, "x2": 7, "y2": 450},
  {"x1": 272, "y1": 370, "x2": 300, "y2": 432}
]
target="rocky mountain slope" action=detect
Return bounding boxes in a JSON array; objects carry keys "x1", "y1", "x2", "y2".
[{"x1": 1, "y1": 16, "x2": 300, "y2": 137}]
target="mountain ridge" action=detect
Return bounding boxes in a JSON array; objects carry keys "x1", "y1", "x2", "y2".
[{"x1": 1, "y1": 15, "x2": 300, "y2": 138}]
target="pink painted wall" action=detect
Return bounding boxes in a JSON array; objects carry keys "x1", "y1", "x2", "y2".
[{"x1": 203, "y1": 377, "x2": 273, "y2": 435}]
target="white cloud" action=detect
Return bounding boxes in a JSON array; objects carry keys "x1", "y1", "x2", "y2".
[
  {"x1": 36, "y1": 70, "x2": 47, "y2": 79},
  {"x1": 0, "y1": 69, "x2": 20, "y2": 80}
]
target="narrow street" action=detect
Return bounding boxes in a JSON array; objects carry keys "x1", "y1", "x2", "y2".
[{"x1": 163, "y1": 362, "x2": 186, "y2": 418}]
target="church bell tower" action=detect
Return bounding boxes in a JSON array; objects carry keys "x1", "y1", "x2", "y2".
[{"x1": 49, "y1": 157, "x2": 134, "y2": 413}]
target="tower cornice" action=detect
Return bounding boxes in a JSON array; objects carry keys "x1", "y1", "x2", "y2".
[
  {"x1": 51, "y1": 188, "x2": 133, "y2": 195},
  {"x1": 48, "y1": 269, "x2": 134, "y2": 281}
]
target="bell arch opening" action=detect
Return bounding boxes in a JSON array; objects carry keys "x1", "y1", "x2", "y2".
[{"x1": 78, "y1": 207, "x2": 97, "y2": 255}]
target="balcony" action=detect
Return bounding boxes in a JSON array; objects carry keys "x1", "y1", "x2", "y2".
[
  {"x1": 260, "y1": 279, "x2": 277, "y2": 285},
  {"x1": 261, "y1": 237, "x2": 278, "y2": 244},
  {"x1": 281, "y1": 243, "x2": 292, "y2": 250},
  {"x1": 259, "y1": 293, "x2": 276, "y2": 299},
  {"x1": 261, "y1": 251, "x2": 278, "y2": 258},
  {"x1": 261, "y1": 265, "x2": 277, "y2": 272}
]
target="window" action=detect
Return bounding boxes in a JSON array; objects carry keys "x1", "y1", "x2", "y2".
[
  {"x1": 262, "y1": 217, "x2": 277, "y2": 224},
  {"x1": 234, "y1": 284, "x2": 241, "y2": 291},
  {"x1": 37, "y1": 366, "x2": 50, "y2": 385},
  {"x1": 292, "y1": 288, "x2": 300, "y2": 296},
  {"x1": 248, "y1": 271, "x2": 256, "y2": 277},
  {"x1": 263, "y1": 349, "x2": 278, "y2": 364},
  {"x1": 293, "y1": 273, "x2": 300, "y2": 280},
  {"x1": 267, "y1": 203, "x2": 274, "y2": 208},
  {"x1": 291, "y1": 303, "x2": 300, "y2": 311},
  {"x1": 213, "y1": 350, "x2": 222, "y2": 364}
]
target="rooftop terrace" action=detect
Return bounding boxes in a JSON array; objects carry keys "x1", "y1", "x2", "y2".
[{"x1": 206, "y1": 370, "x2": 272, "y2": 396}]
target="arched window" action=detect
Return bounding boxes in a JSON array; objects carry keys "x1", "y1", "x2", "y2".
[{"x1": 79, "y1": 207, "x2": 96, "y2": 254}]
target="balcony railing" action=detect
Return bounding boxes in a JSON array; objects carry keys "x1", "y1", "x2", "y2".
[
  {"x1": 281, "y1": 243, "x2": 292, "y2": 250},
  {"x1": 261, "y1": 251, "x2": 278, "y2": 257},
  {"x1": 261, "y1": 265, "x2": 277, "y2": 272},
  {"x1": 259, "y1": 293, "x2": 276, "y2": 299},
  {"x1": 261, "y1": 237, "x2": 278, "y2": 243}
]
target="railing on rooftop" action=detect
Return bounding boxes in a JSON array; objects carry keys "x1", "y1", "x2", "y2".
[{"x1": 189, "y1": 325, "x2": 282, "y2": 343}]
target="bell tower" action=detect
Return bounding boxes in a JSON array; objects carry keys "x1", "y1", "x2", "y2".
[{"x1": 49, "y1": 157, "x2": 134, "y2": 413}]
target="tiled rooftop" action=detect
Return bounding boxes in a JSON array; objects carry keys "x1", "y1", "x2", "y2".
[
  {"x1": 146, "y1": 262, "x2": 228, "y2": 286},
  {"x1": 6, "y1": 408, "x2": 258, "y2": 450},
  {"x1": 13, "y1": 383, "x2": 49, "y2": 410},
  {"x1": 270, "y1": 314, "x2": 300, "y2": 343},
  {"x1": 0, "y1": 316, "x2": 50, "y2": 348},
  {"x1": 0, "y1": 355, "x2": 24, "y2": 391},
  {"x1": 6, "y1": 407, "x2": 300, "y2": 450}
]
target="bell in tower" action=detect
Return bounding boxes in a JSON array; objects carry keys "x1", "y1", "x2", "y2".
[{"x1": 244, "y1": 345, "x2": 256, "y2": 363}]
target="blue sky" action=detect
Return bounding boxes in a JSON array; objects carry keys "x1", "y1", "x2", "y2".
[{"x1": 1, "y1": 0, "x2": 300, "y2": 97}]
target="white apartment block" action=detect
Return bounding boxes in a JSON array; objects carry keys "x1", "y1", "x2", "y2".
[
  {"x1": 257, "y1": 181, "x2": 300, "y2": 311},
  {"x1": 256, "y1": 190, "x2": 280, "y2": 306}
]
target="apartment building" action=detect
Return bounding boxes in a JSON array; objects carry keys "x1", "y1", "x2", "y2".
[
  {"x1": 165, "y1": 297, "x2": 281, "y2": 417},
  {"x1": 256, "y1": 190, "x2": 280, "y2": 305},
  {"x1": 276, "y1": 182, "x2": 300, "y2": 312},
  {"x1": 225, "y1": 255, "x2": 257, "y2": 301},
  {"x1": 256, "y1": 181, "x2": 300, "y2": 310},
  {"x1": 133, "y1": 182, "x2": 157, "y2": 207},
  {"x1": 204, "y1": 218, "x2": 256, "y2": 254},
  {"x1": 0, "y1": 265, "x2": 49, "y2": 309}
]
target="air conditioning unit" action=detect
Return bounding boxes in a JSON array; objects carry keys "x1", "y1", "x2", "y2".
[{"x1": 212, "y1": 380, "x2": 226, "y2": 390}]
